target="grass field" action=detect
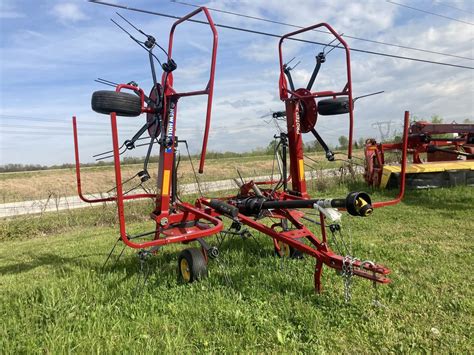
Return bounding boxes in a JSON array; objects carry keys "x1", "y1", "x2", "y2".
[{"x1": 1, "y1": 182, "x2": 473, "y2": 353}]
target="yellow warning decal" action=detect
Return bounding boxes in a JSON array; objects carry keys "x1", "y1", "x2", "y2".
[
  {"x1": 298, "y1": 159, "x2": 305, "y2": 181},
  {"x1": 162, "y1": 170, "x2": 170, "y2": 196}
]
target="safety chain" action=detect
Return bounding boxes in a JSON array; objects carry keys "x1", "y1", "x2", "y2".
[
  {"x1": 332, "y1": 223, "x2": 384, "y2": 305},
  {"x1": 370, "y1": 267, "x2": 384, "y2": 308},
  {"x1": 342, "y1": 255, "x2": 358, "y2": 302},
  {"x1": 372, "y1": 276, "x2": 383, "y2": 307},
  {"x1": 328, "y1": 223, "x2": 350, "y2": 256},
  {"x1": 339, "y1": 223, "x2": 362, "y2": 303},
  {"x1": 329, "y1": 222, "x2": 355, "y2": 302}
]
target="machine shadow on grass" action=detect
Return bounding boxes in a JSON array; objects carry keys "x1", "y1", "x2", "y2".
[
  {"x1": 0, "y1": 252, "x2": 103, "y2": 276},
  {"x1": 94, "y1": 231, "x2": 326, "y2": 300}
]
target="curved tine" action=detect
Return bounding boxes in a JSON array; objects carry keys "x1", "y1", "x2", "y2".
[
  {"x1": 110, "y1": 18, "x2": 163, "y2": 66},
  {"x1": 116, "y1": 11, "x2": 146, "y2": 36},
  {"x1": 134, "y1": 142, "x2": 153, "y2": 149},
  {"x1": 116, "y1": 12, "x2": 169, "y2": 58},
  {"x1": 290, "y1": 60, "x2": 301, "y2": 70},
  {"x1": 183, "y1": 140, "x2": 203, "y2": 197},
  {"x1": 122, "y1": 182, "x2": 143, "y2": 196},
  {"x1": 95, "y1": 144, "x2": 129, "y2": 161},
  {"x1": 303, "y1": 162, "x2": 318, "y2": 171},
  {"x1": 323, "y1": 33, "x2": 344, "y2": 56},
  {"x1": 93, "y1": 125, "x2": 154, "y2": 160},
  {"x1": 285, "y1": 56, "x2": 296, "y2": 66},
  {"x1": 97, "y1": 77, "x2": 119, "y2": 86},
  {"x1": 322, "y1": 34, "x2": 341, "y2": 52},
  {"x1": 102, "y1": 236, "x2": 122, "y2": 271},
  {"x1": 106, "y1": 172, "x2": 139, "y2": 194},
  {"x1": 304, "y1": 154, "x2": 320, "y2": 165},
  {"x1": 271, "y1": 151, "x2": 284, "y2": 194},
  {"x1": 93, "y1": 141, "x2": 126, "y2": 158},
  {"x1": 95, "y1": 154, "x2": 114, "y2": 161},
  {"x1": 94, "y1": 79, "x2": 116, "y2": 87}
]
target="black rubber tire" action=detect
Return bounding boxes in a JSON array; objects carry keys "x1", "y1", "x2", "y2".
[
  {"x1": 91, "y1": 90, "x2": 142, "y2": 117},
  {"x1": 318, "y1": 97, "x2": 351, "y2": 116},
  {"x1": 177, "y1": 248, "x2": 208, "y2": 283},
  {"x1": 274, "y1": 242, "x2": 304, "y2": 259}
]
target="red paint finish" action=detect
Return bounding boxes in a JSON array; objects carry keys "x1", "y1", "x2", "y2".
[
  {"x1": 72, "y1": 7, "x2": 221, "y2": 250},
  {"x1": 365, "y1": 111, "x2": 473, "y2": 194},
  {"x1": 72, "y1": 15, "x2": 398, "y2": 295}
]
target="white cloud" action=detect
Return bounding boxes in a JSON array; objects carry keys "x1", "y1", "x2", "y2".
[
  {"x1": 51, "y1": 3, "x2": 88, "y2": 23},
  {"x1": 1, "y1": 0, "x2": 473, "y2": 165},
  {"x1": 0, "y1": 1, "x2": 25, "y2": 19}
]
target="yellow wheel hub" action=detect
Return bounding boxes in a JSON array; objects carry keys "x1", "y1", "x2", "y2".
[
  {"x1": 278, "y1": 241, "x2": 291, "y2": 257},
  {"x1": 180, "y1": 258, "x2": 191, "y2": 282}
]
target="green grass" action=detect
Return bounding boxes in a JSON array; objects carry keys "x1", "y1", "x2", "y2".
[{"x1": 1, "y1": 185, "x2": 473, "y2": 353}]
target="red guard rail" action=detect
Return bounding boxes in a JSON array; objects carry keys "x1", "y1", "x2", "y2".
[
  {"x1": 72, "y1": 115, "x2": 156, "y2": 204},
  {"x1": 167, "y1": 7, "x2": 218, "y2": 173},
  {"x1": 373, "y1": 110, "x2": 409, "y2": 208}
]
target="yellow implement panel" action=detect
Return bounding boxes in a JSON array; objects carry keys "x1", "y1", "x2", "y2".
[{"x1": 380, "y1": 161, "x2": 474, "y2": 188}]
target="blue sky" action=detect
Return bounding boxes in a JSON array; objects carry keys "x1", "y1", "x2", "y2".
[{"x1": 0, "y1": 0, "x2": 473, "y2": 165}]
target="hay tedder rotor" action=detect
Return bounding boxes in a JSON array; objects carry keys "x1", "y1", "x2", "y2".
[{"x1": 72, "y1": 6, "x2": 409, "y2": 298}]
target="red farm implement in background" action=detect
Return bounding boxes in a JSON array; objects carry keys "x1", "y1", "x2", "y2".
[
  {"x1": 72, "y1": 6, "x2": 409, "y2": 299},
  {"x1": 364, "y1": 121, "x2": 474, "y2": 189}
]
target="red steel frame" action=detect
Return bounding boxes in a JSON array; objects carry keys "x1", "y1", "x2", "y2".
[
  {"x1": 73, "y1": 7, "x2": 223, "y2": 249},
  {"x1": 194, "y1": 23, "x2": 409, "y2": 292},
  {"x1": 72, "y1": 10, "x2": 409, "y2": 294}
]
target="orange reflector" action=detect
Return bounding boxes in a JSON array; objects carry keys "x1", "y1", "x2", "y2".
[
  {"x1": 162, "y1": 170, "x2": 170, "y2": 196},
  {"x1": 298, "y1": 159, "x2": 305, "y2": 181}
]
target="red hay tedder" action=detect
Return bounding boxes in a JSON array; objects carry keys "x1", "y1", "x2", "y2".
[{"x1": 72, "y1": 6, "x2": 410, "y2": 299}]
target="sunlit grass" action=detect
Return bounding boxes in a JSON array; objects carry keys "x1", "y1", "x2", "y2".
[{"x1": 1, "y1": 185, "x2": 472, "y2": 352}]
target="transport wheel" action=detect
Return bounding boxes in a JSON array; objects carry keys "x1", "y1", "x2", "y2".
[
  {"x1": 91, "y1": 90, "x2": 142, "y2": 117},
  {"x1": 318, "y1": 97, "x2": 351, "y2": 116},
  {"x1": 177, "y1": 248, "x2": 208, "y2": 283},
  {"x1": 274, "y1": 241, "x2": 304, "y2": 259}
]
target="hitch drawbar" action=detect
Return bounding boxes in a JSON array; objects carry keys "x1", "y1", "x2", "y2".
[{"x1": 208, "y1": 192, "x2": 373, "y2": 218}]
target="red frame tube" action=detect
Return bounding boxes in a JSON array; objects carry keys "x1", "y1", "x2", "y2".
[
  {"x1": 199, "y1": 197, "x2": 390, "y2": 289},
  {"x1": 72, "y1": 116, "x2": 155, "y2": 203},
  {"x1": 372, "y1": 111, "x2": 409, "y2": 208},
  {"x1": 167, "y1": 7, "x2": 218, "y2": 173}
]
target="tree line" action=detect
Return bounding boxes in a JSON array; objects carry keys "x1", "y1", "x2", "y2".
[{"x1": 2, "y1": 116, "x2": 471, "y2": 173}]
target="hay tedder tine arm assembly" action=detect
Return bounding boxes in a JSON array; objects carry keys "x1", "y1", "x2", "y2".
[
  {"x1": 73, "y1": 7, "x2": 222, "y2": 251},
  {"x1": 278, "y1": 23, "x2": 355, "y2": 158}
]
